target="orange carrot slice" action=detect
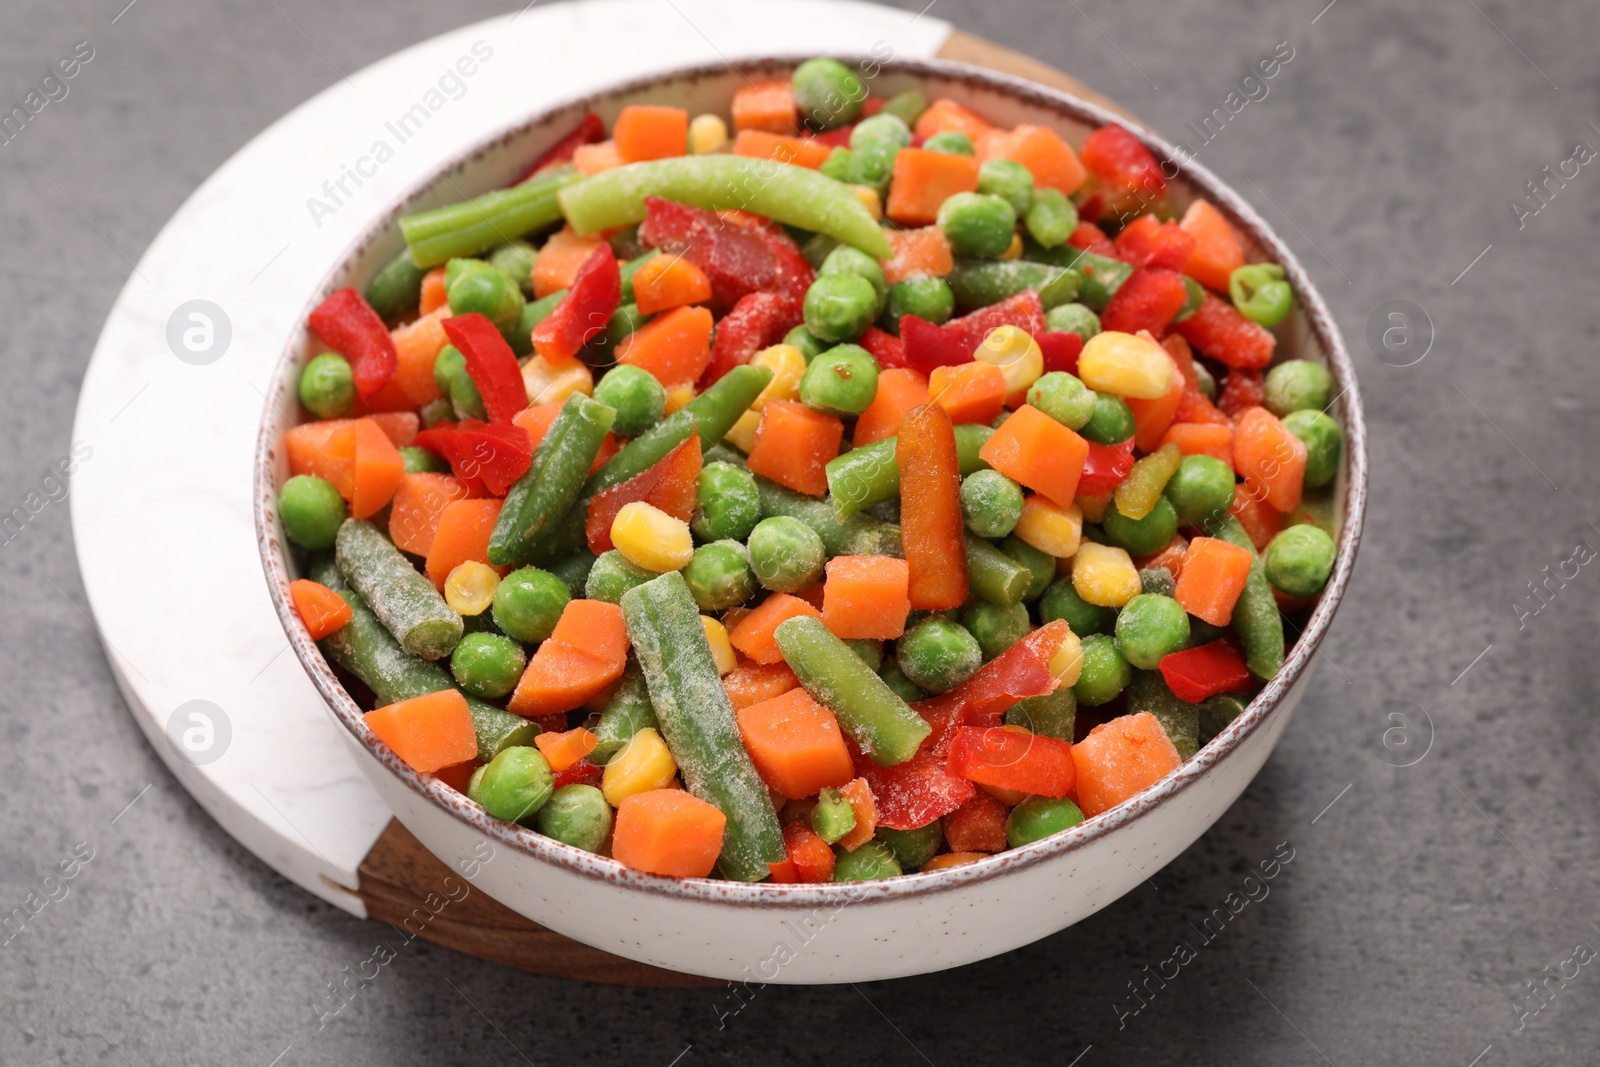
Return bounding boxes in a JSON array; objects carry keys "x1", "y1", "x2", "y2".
[
  {"x1": 728, "y1": 593, "x2": 822, "y2": 665},
  {"x1": 613, "y1": 789, "x2": 727, "y2": 878},
  {"x1": 880, "y1": 226, "x2": 954, "y2": 285},
  {"x1": 613, "y1": 105, "x2": 689, "y2": 162},
  {"x1": 367, "y1": 411, "x2": 419, "y2": 449},
  {"x1": 898, "y1": 403, "x2": 968, "y2": 611},
  {"x1": 534, "y1": 727, "x2": 599, "y2": 773},
  {"x1": 745, "y1": 400, "x2": 843, "y2": 497},
  {"x1": 1178, "y1": 199, "x2": 1246, "y2": 293},
  {"x1": 285, "y1": 420, "x2": 356, "y2": 498},
  {"x1": 389, "y1": 308, "x2": 450, "y2": 406},
  {"x1": 913, "y1": 98, "x2": 996, "y2": 141},
  {"x1": 977, "y1": 124, "x2": 1086, "y2": 195},
  {"x1": 821, "y1": 555, "x2": 911, "y2": 640},
  {"x1": 585, "y1": 436, "x2": 702, "y2": 554},
  {"x1": 723, "y1": 662, "x2": 799, "y2": 711},
  {"x1": 927, "y1": 361, "x2": 1008, "y2": 424},
  {"x1": 364, "y1": 689, "x2": 478, "y2": 773},
  {"x1": 1172, "y1": 536, "x2": 1254, "y2": 626},
  {"x1": 532, "y1": 227, "x2": 605, "y2": 299},
  {"x1": 731, "y1": 79, "x2": 796, "y2": 134},
  {"x1": 388, "y1": 472, "x2": 470, "y2": 556},
  {"x1": 1233, "y1": 406, "x2": 1307, "y2": 513},
  {"x1": 853, "y1": 367, "x2": 929, "y2": 447},
  {"x1": 836, "y1": 777, "x2": 879, "y2": 852},
  {"x1": 419, "y1": 267, "x2": 448, "y2": 315},
  {"x1": 350, "y1": 417, "x2": 405, "y2": 519},
  {"x1": 511, "y1": 401, "x2": 565, "y2": 451},
  {"x1": 732, "y1": 129, "x2": 833, "y2": 169},
  {"x1": 631, "y1": 255, "x2": 713, "y2": 316},
  {"x1": 1158, "y1": 421, "x2": 1234, "y2": 467},
  {"x1": 885, "y1": 148, "x2": 982, "y2": 227},
  {"x1": 508, "y1": 600, "x2": 629, "y2": 716},
  {"x1": 1071, "y1": 711, "x2": 1182, "y2": 817},
  {"x1": 424, "y1": 498, "x2": 503, "y2": 588},
  {"x1": 736, "y1": 688, "x2": 855, "y2": 800},
  {"x1": 616, "y1": 305, "x2": 714, "y2": 388},
  {"x1": 289, "y1": 579, "x2": 353, "y2": 639},
  {"x1": 978, "y1": 403, "x2": 1090, "y2": 508},
  {"x1": 572, "y1": 139, "x2": 624, "y2": 176}
]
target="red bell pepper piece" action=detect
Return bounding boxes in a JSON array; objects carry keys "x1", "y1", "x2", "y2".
[
  {"x1": 699, "y1": 290, "x2": 797, "y2": 386},
  {"x1": 512, "y1": 112, "x2": 605, "y2": 184},
  {"x1": 1075, "y1": 439, "x2": 1136, "y2": 497},
  {"x1": 532, "y1": 245, "x2": 621, "y2": 365},
  {"x1": 1173, "y1": 293, "x2": 1275, "y2": 369},
  {"x1": 769, "y1": 821, "x2": 835, "y2": 883},
  {"x1": 1216, "y1": 367, "x2": 1267, "y2": 418},
  {"x1": 898, "y1": 404, "x2": 968, "y2": 611},
  {"x1": 1066, "y1": 221, "x2": 1116, "y2": 256},
  {"x1": 1158, "y1": 640, "x2": 1254, "y2": 703},
  {"x1": 851, "y1": 745, "x2": 974, "y2": 832},
  {"x1": 1113, "y1": 215, "x2": 1196, "y2": 271},
  {"x1": 413, "y1": 419, "x2": 533, "y2": 496},
  {"x1": 584, "y1": 436, "x2": 702, "y2": 553},
  {"x1": 1080, "y1": 124, "x2": 1167, "y2": 200},
  {"x1": 807, "y1": 125, "x2": 854, "y2": 148},
  {"x1": 638, "y1": 197, "x2": 778, "y2": 309},
  {"x1": 902, "y1": 291, "x2": 1045, "y2": 373},
  {"x1": 947, "y1": 726, "x2": 1077, "y2": 797},
  {"x1": 1035, "y1": 331, "x2": 1083, "y2": 375},
  {"x1": 858, "y1": 326, "x2": 908, "y2": 369},
  {"x1": 308, "y1": 288, "x2": 398, "y2": 401},
  {"x1": 1100, "y1": 267, "x2": 1191, "y2": 337},
  {"x1": 551, "y1": 756, "x2": 604, "y2": 790},
  {"x1": 740, "y1": 216, "x2": 814, "y2": 314},
  {"x1": 441, "y1": 313, "x2": 528, "y2": 425},
  {"x1": 914, "y1": 620, "x2": 1070, "y2": 755}
]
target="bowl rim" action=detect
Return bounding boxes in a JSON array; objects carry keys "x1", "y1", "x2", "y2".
[{"x1": 255, "y1": 54, "x2": 1367, "y2": 909}]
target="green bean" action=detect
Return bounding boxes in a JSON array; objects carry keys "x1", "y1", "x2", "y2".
[
  {"x1": 1212, "y1": 514, "x2": 1286, "y2": 680},
  {"x1": 400, "y1": 167, "x2": 579, "y2": 267},
  {"x1": 754, "y1": 476, "x2": 904, "y2": 558},
  {"x1": 557, "y1": 157, "x2": 892, "y2": 258},
  {"x1": 810, "y1": 787, "x2": 857, "y2": 845},
  {"x1": 1026, "y1": 244, "x2": 1133, "y2": 311},
  {"x1": 965, "y1": 535, "x2": 1032, "y2": 606},
  {"x1": 1126, "y1": 670, "x2": 1200, "y2": 759},
  {"x1": 775, "y1": 616, "x2": 931, "y2": 765},
  {"x1": 545, "y1": 551, "x2": 596, "y2": 600},
  {"x1": 311, "y1": 558, "x2": 536, "y2": 761},
  {"x1": 621, "y1": 572, "x2": 785, "y2": 882},
  {"x1": 946, "y1": 259, "x2": 1080, "y2": 312},
  {"x1": 875, "y1": 821, "x2": 942, "y2": 868},
  {"x1": 1199, "y1": 693, "x2": 1248, "y2": 747},
  {"x1": 999, "y1": 535, "x2": 1055, "y2": 602},
  {"x1": 488, "y1": 393, "x2": 616, "y2": 567},
  {"x1": 335, "y1": 519, "x2": 462, "y2": 659},
  {"x1": 1004, "y1": 686, "x2": 1076, "y2": 742},
  {"x1": 365, "y1": 249, "x2": 429, "y2": 321},
  {"x1": 591, "y1": 656, "x2": 659, "y2": 763},
  {"x1": 585, "y1": 550, "x2": 658, "y2": 604},
  {"x1": 825, "y1": 423, "x2": 992, "y2": 520},
  {"x1": 488, "y1": 239, "x2": 538, "y2": 296}
]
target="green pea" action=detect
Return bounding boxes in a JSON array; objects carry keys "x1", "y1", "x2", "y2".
[
  {"x1": 820, "y1": 245, "x2": 887, "y2": 315},
  {"x1": 400, "y1": 446, "x2": 449, "y2": 474},
  {"x1": 297, "y1": 353, "x2": 355, "y2": 418},
  {"x1": 446, "y1": 260, "x2": 525, "y2": 335},
  {"x1": 784, "y1": 324, "x2": 830, "y2": 362},
  {"x1": 1228, "y1": 263, "x2": 1293, "y2": 328},
  {"x1": 747, "y1": 516, "x2": 825, "y2": 592},
  {"x1": 1005, "y1": 687, "x2": 1075, "y2": 742},
  {"x1": 922, "y1": 131, "x2": 974, "y2": 155},
  {"x1": 1287, "y1": 488, "x2": 1335, "y2": 535},
  {"x1": 1164, "y1": 454, "x2": 1237, "y2": 527},
  {"x1": 1000, "y1": 535, "x2": 1056, "y2": 602},
  {"x1": 1264, "y1": 359, "x2": 1332, "y2": 416},
  {"x1": 961, "y1": 600, "x2": 1031, "y2": 661},
  {"x1": 960, "y1": 469, "x2": 1025, "y2": 538},
  {"x1": 471, "y1": 746, "x2": 553, "y2": 824},
  {"x1": 1025, "y1": 187, "x2": 1079, "y2": 250},
  {"x1": 845, "y1": 639, "x2": 884, "y2": 672},
  {"x1": 585, "y1": 550, "x2": 658, "y2": 604},
  {"x1": 881, "y1": 90, "x2": 928, "y2": 128},
  {"x1": 450, "y1": 632, "x2": 527, "y2": 700},
  {"x1": 492, "y1": 566, "x2": 571, "y2": 643},
  {"x1": 847, "y1": 115, "x2": 912, "y2": 195},
  {"x1": 832, "y1": 839, "x2": 902, "y2": 881},
  {"x1": 421, "y1": 398, "x2": 454, "y2": 428},
  {"x1": 450, "y1": 365, "x2": 487, "y2": 421},
  {"x1": 433, "y1": 344, "x2": 467, "y2": 397},
  {"x1": 1282, "y1": 409, "x2": 1343, "y2": 488},
  {"x1": 593, "y1": 365, "x2": 666, "y2": 436},
  {"x1": 1114, "y1": 593, "x2": 1191, "y2": 670},
  {"x1": 799, "y1": 343, "x2": 879, "y2": 417},
  {"x1": 1006, "y1": 796, "x2": 1084, "y2": 848},
  {"x1": 1027, "y1": 371, "x2": 1097, "y2": 430},
  {"x1": 884, "y1": 277, "x2": 955, "y2": 331},
  {"x1": 804, "y1": 274, "x2": 881, "y2": 344},
  {"x1": 848, "y1": 111, "x2": 912, "y2": 153},
  {"x1": 792, "y1": 58, "x2": 866, "y2": 130},
  {"x1": 1139, "y1": 567, "x2": 1176, "y2": 598},
  {"x1": 878, "y1": 662, "x2": 927, "y2": 703},
  {"x1": 1073, "y1": 633, "x2": 1130, "y2": 706},
  {"x1": 1043, "y1": 301, "x2": 1100, "y2": 342},
  {"x1": 811, "y1": 786, "x2": 857, "y2": 845},
  {"x1": 1264, "y1": 524, "x2": 1336, "y2": 597},
  {"x1": 536, "y1": 784, "x2": 611, "y2": 852},
  {"x1": 278, "y1": 475, "x2": 347, "y2": 551},
  {"x1": 1174, "y1": 276, "x2": 1206, "y2": 323},
  {"x1": 1041, "y1": 576, "x2": 1115, "y2": 636},
  {"x1": 875, "y1": 822, "x2": 943, "y2": 869},
  {"x1": 1193, "y1": 361, "x2": 1217, "y2": 399},
  {"x1": 1199, "y1": 693, "x2": 1248, "y2": 747},
  {"x1": 1103, "y1": 496, "x2": 1179, "y2": 557},
  {"x1": 896, "y1": 617, "x2": 981, "y2": 694},
  {"x1": 937, "y1": 192, "x2": 1017, "y2": 259},
  {"x1": 692, "y1": 462, "x2": 761, "y2": 543},
  {"x1": 978, "y1": 158, "x2": 1035, "y2": 216},
  {"x1": 1080, "y1": 393, "x2": 1137, "y2": 444},
  {"x1": 489, "y1": 239, "x2": 538, "y2": 296},
  {"x1": 820, "y1": 146, "x2": 855, "y2": 182},
  {"x1": 683, "y1": 540, "x2": 757, "y2": 612}
]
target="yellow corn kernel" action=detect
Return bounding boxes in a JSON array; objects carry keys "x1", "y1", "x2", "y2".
[
  {"x1": 998, "y1": 232, "x2": 1024, "y2": 260},
  {"x1": 851, "y1": 184, "x2": 883, "y2": 221},
  {"x1": 724, "y1": 409, "x2": 761, "y2": 453},
  {"x1": 750, "y1": 344, "x2": 806, "y2": 409},
  {"x1": 1077, "y1": 330, "x2": 1173, "y2": 399},
  {"x1": 1014, "y1": 495, "x2": 1083, "y2": 559},
  {"x1": 1071, "y1": 542, "x2": 1142, "y2": 607},
  {"x1": 601, "y1": 727, "x2": 678, "y2": 805},
  {"x1": 1075, "y1": 492, "x2": 1111, "y2": 525},
  {"x1": 663, "y1": 382, "x2": 696, "y2": 415},
  {"x1": 611, "y1": 501, "x2": 694, "y2": 572},
  {"x1": 689, "y1": 113, "x2": 729, "y2": 155},
  {"x1": 701, "y1": 615, "x2": 737, "y2": 675},
  {"x1": 443, "y1": 561, "x2": 499, "y2": 615},
  {"x1": 1048, "y1": 629, "x2": 1083, "y2": 687},
  {"x1": 522, "y1": 354, "x2": 593, "y2": 405},
  {"x1": 975, "y1": 324, "x2": 1044, "y2": 395}
]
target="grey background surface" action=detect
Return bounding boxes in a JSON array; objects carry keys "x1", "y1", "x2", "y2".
[{"x1": 4, "y1": 0, "x2": 1597, "y2": 1063}]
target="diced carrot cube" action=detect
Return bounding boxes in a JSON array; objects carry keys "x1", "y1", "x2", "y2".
[
  {"x1": 723, "y1": 662, "x2": 799, "y2": 711},
  {"x1": 731, "y1": 79, "x2": 796, "y2": 134},
  {"x1": 289, "y1": 579, "x2": 353, "y2": 639},
  {"x1": 388, "y1": 472, "x2": 470, "y2": 556},
  {"x1": 613, "y1": 105, "x2": 689, "y2": 162},
  {"x1": 617, "y1": 305, "x2": 714, "y2": 388},
  {"x1": 821, "y1": 556, "x2": 910, "y2": 640},
  {"x1": 613, "y1": 789, "x2": 726, "y2": 878},
  {"x1": 728, "y1": 593, "x2": 822, "y2": 665},
  {"x1": 732, "y1": 129, "x2": 833, "y2": 169},
  {"x1": 1172, "y1": 536, "x2": 1254, "y2": 626},
  {"x1": 913, "y1": 98, "x2": 996, "y2": 141},
  {"x1": 854, "y1": 367, "x2": 930, "y2": 447},
  {"x1": 928, "y1": 361, "x2": 1008, "y2": 424},
  {"x1": 532, "y1": 227, "x2": 606, "y2": 299},
  {"x1": 572, "y1": 139, "x2": 624, "y2": 176},
  {"x1": 977, "y1": 403, "x2": 1090, "y2": 507},
  {"x1": 978, "y1": 124, "x2": 1087, "y2": 195},
  {"x1": 886, "y1": 148, "x2": 982, "y2": 227},
  {"x1": 745, "y1": 400, "x2": 843, "y2": 497},
  {"x1": 1072, "y1": 711, "x2": 1183, "y2": 817},
  {"x1": 736, "y1": 688, "x2": 855, "y2": 800},
  {"x1": 880, "y1": 226, "x2": 954, "y2": 285},
  {"x1": 389, "y1": 308, "x2": 450, "y2": 406},
  {"x1": 365, "y1": 690, "x2": 478, "y2": 773},
  {"x1": 424, "y1": 498, "x2": 504, "y2": 588}
]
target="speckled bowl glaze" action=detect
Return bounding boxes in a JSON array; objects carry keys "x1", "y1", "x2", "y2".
[{"x1": 256, "y1": 57, "x2": 1366, "y2": 983}]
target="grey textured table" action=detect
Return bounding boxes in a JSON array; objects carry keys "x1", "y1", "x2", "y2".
[{"x1": 5, "y1": 0, "x2": 1597, "y2": 1063}]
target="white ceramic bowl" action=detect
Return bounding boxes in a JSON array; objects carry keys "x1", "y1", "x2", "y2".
[{"x1": 255, "y1": 58, "x2": 1366, "y2": 984}]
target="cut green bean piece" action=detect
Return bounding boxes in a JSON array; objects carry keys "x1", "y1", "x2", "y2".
[
  {"x1": 1126, "y1": 670, "x2": 1200, "y2": 760},
  {"x1": 400, "y1": 168, "x2": 579, "y2": 268},
  {"x1": 365, "y1": 249, "x2": 428, "y2": 322},
  {"x1": 754, "y1": 476, "x2": 903, "y2": 558},
  {"x1": 591, "y1": 657, "x2": 660, "y2": 763},
  {"x1": 946, "y1": 259, "x2": 1081, "y2": 312},
  {"x1": 965, "y1": 535, "x2": 1032, "y2": 606},
  {"x1": 1004, "y1": 686, "x2": 1076, "y2": 742},
  {"x1": 335, "y1": 519, "x2": 462, "y2": 659},
  {"x1": 545, "y1": 551, "x2": 597, "y2": 600},
  {"x1": 1212, "y1": 514, "x2": 1286, "y2": 681},
  {"x1": 875, "y1": 822, "x2": 942, "y2": 869},
  {"x1": 621, "y1": 572, "x2": 784, "y2": 882},
  {"x1": 558, "y1": 157, "x2": 892, "y2": 258},
  {"x1": 489, "y1": 393, "x2": 615, "y2": 567},
  {"x1": 774, "y1": 616, "x2": 931, "y2": 766},
  {"x1": 1199, "y1": 693, "x2": 1248, "y2": 746},
  {"x1": 1026, "y1": 244, "x2": 1133, "y2": 311}
]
